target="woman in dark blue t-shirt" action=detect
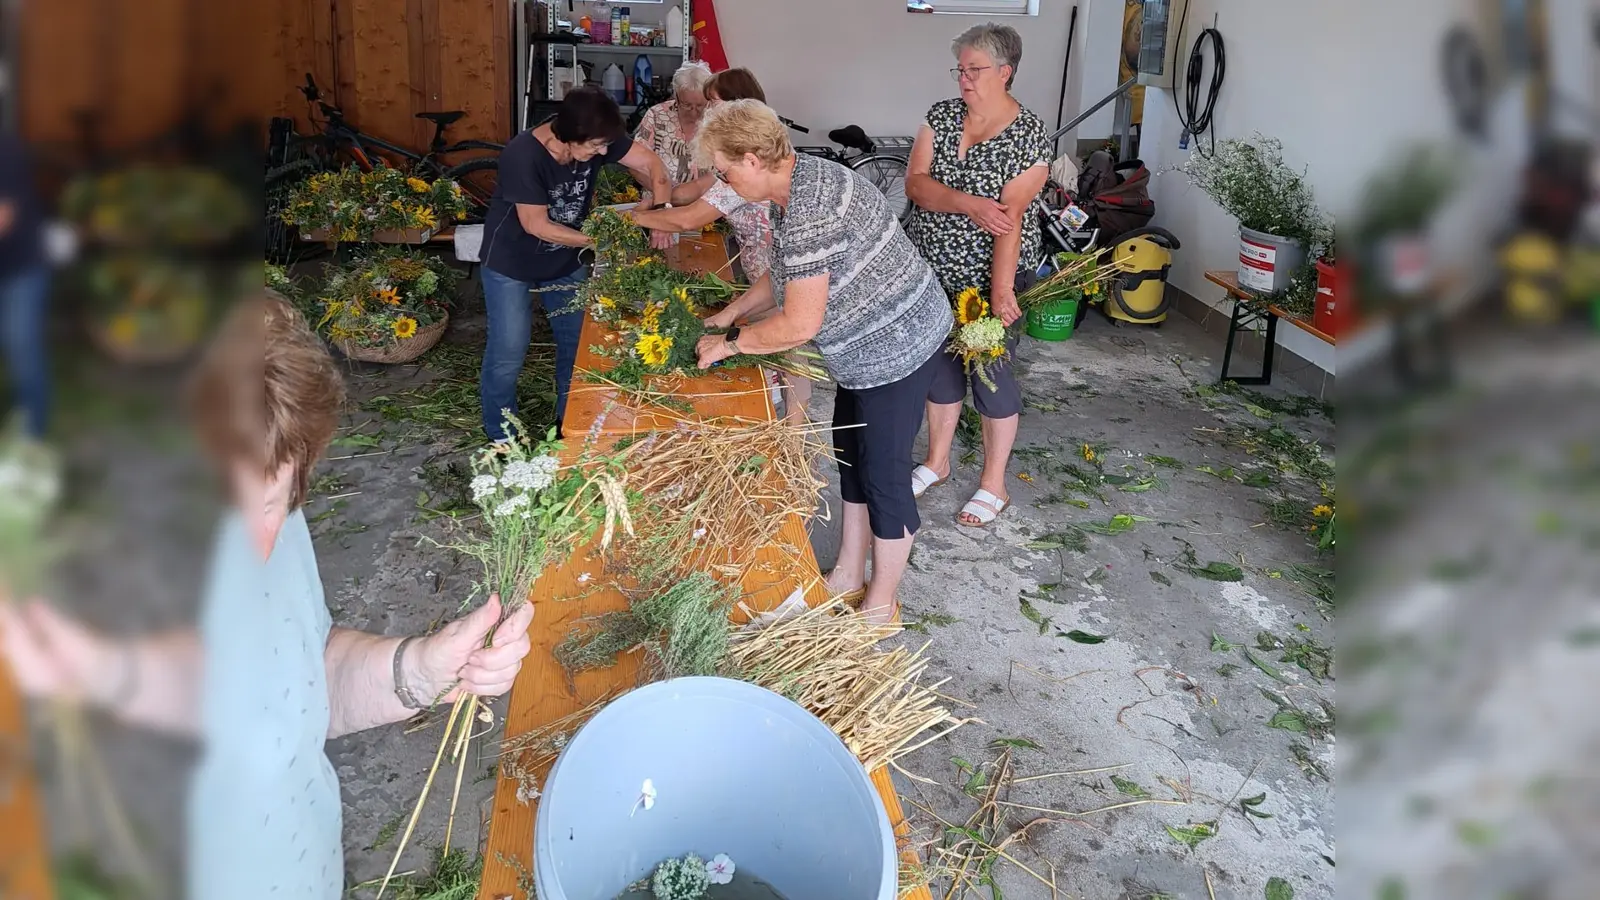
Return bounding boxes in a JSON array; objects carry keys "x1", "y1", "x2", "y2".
[{"x1": 479, "y1": 86, "x2": 672, "y2": 442}]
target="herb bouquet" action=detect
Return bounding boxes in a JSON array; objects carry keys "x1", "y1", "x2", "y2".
[
  {"x1": 946, "y1": 286, "x2": 1009, "y2": 391},
  {"x1": 311, "y1": 247, "x2": 457, "y2": 363},
  {"x1": 1015, "y1": 250, "x2": 1120, "y2": 317},
  {"x1": 0, "y1": 416, "x2": 62, "y2": 596},
  {"x1": 380, "y1": 412, "x2": 631, "y2": 896}
]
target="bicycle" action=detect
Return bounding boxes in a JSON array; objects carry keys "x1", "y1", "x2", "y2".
[
  {"x1": 783, "y1": 117, "x2": 912, "y2": 223},
  {"x1": 266, "y1": 74, "x2": 505, "y2": 260}
]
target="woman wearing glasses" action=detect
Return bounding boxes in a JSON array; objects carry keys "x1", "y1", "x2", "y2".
[
  {"x1": 634, "y1": 61, "x2": 715, "y2": 188},
  {"x1": 691, "y1": 100, "x2": 952, "y2": 625},
  {"x1": 904, "y1": 23, "x2": 1052, "y2": 527}
]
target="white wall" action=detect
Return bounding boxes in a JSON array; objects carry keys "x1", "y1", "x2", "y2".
[
  {"x1": 715, "y1": 0, "x2": 1079, "y2": 139},
  {"x1": 1068, "y1": 0, "x2": 1129, "y2": 142}
]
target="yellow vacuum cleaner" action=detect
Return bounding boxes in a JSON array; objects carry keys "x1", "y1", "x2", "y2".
[{"x1": 1099, "y1": 226, "x2": 1181, "y2": 326}]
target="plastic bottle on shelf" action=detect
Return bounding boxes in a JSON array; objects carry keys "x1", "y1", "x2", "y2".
[
  {"x1": 633, "y1": 54, "x2": 652, "y2": 105},
  {"x1": 602, "y1": 63, "x2": 627, "y2": 105},
  {"x1": 619, "y1": 7, "x2": 631, "y2": 45},
  {"x1": 665, "y1": 4, "x2": 684, "y2": 48},
  {"x1": 610, "y1": 6, "x2": 624, "y2": 47},
  {"x1": 591, "y1": 1, "x2": 611, "y2": 43}
]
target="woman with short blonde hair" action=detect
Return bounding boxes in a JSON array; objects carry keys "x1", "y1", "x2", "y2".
[{"x1": 690, "y1": 100, "x2": 953, "y2": 624}]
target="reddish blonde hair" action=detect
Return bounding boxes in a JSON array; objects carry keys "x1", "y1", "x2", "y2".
[{"x1": 188, "y1": 291, "x2": 345, "y2": 511}]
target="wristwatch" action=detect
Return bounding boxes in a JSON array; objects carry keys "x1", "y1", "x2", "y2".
[{"x1": 725, "y1": 326, "x2": 742, "y2": 354}]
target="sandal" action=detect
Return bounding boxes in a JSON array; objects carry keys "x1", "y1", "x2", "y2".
[
  {"x1": 957, "y1": 489, "x2": 1009, "y2": 527},
  {"x1": 911, "y1": 464, "x2": 949, "y2": 499}
]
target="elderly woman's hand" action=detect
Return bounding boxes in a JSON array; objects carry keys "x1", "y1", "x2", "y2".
[
  {"x1": 696, "y1": 333, "x2": 737, "y2": 369},
  {"x1": 648, "y1": 228, "x2": 674, "y2": 251},
  {"x1": 991, "y1": 284, "x2": 1023, "y2": 327},
  {"x1": 0, "y1": 598, "x2": 123, "y2": 704},
  {"x1": 964, "y1": 196, "x2": 1013, "y2": 237},
  {"x1": 410, "y1": 594, "x2": 535, "y2": 700}
]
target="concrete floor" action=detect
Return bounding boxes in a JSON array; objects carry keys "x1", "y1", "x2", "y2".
[{"x1": 36, "y1": 296, "x2": 1334, "y2": 899}]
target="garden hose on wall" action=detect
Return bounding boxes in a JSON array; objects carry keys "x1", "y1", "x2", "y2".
[{"x1": 1171, "y1": 3, "x2": 1225, "y2": 154}]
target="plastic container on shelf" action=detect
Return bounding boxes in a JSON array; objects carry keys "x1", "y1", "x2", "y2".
[
  {"x1": 610, "y1": 6, "x2": 624, "y2": 46},
  {"x1": 619, "y1": 6, "x2": 630, "y2": 44},
  {"x1": 591, "y1": 1, "x2": 611, "y2": 43},
  {"x1": 665, "y1": 3, "x2": 684, "y2": 47},
  {"x1": 601, "y1": 64, "x2": 626, "y2": 104},
  {"x1": 632, "y1": 54, "x2": 652, "y2": 105}
]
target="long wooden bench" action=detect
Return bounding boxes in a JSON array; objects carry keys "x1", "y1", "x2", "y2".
[
  {"x1": 1206, "y1": 269, "x2": 1335, "y2": 385},
  {"x1": 478, "y1": 238, "x2": 932, "y2": 900}
]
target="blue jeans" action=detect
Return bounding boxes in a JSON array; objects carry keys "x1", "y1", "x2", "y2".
[
  {"x1": 479, "y1": 265, "x2": 585, "y2": 442},
  {"x1": 0, "y1": 266, "x2": 51, "y2": 438}
]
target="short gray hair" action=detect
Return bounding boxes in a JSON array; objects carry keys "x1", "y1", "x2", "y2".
[
  {"x1": 952, "y1": 23, "x2": 1023, "y2": 88},
  {"x1": 672, "y1": 60, "x2": 714, "y2": 97}
]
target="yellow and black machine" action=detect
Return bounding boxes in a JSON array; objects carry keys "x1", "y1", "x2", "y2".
[{"x1": 1097, "y1": 225, "x2": 1182, "y2": 326}]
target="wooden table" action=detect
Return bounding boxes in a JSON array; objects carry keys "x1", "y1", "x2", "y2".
[
  {"x1": 1205, "y1": 269, "x2": 1336, "y2": 385},
  {"x1": 562, "y1": 234, "x2": 773, "y2": 436},
  {"x1": 478, "y1": 236, "x2": 932, "y2": 900},
  {"x1": 0, "y1": 666, "x2": 53, "y2": 900}
]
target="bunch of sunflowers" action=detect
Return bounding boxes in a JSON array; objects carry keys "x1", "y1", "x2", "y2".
[
  {"x1": 296, "y1": 247, "x2": 458, "y2": 349},
  {"x1": 281, "y1": 164, "x2": 469, "y2": 242},
  {"x1": 946, "y1": 286, "x2": 1009, "y2": 391}
]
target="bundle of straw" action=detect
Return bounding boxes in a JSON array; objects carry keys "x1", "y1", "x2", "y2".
[
  {"x1": 722, "y1": 600, "x2": 969, "y2": 773},
  {"x1": 1015, "y1": 249, "x2": 1125, "y2": 314},
  {"x1": 606, "y1": 418, "x2": 831, "y2": 577}
]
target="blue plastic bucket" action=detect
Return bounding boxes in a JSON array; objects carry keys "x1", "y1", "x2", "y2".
[{"x1": 534, "y1": 677, "x2": 898, "y2": 899}]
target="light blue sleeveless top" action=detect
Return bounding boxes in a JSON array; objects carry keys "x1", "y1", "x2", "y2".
[{"x1": 188, "y1": 509, "x2": 343, "y2": 898}]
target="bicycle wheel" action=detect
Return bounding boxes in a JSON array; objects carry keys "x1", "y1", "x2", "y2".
[
  {"x1": 850, "y1": 154, "x2": 911, "y2": 224},
  {"x1": 444, "y1": 156, "x2": 500, "y2": 223}
]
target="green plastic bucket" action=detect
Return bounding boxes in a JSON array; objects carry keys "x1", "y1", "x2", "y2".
[{"x1": 1026, "y1": 296, "x2": 1080, "y2": 341}]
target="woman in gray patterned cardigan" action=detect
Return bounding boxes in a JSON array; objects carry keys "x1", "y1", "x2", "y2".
[{"x1": 693, "y1": 100, "x2": 953, "y2": 624}]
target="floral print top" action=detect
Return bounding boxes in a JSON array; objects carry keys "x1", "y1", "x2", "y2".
[
  {"x1": 905, "y1": 98, "x2": 1052, "y2": 299},
  {"x1": 635, "y1": 100, "x2": 700, "y2": 185},
  {"x1": 703, "y1": 180, "x2": 774, "y2": 282}
]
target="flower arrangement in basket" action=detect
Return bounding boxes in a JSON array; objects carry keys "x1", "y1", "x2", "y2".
[
  {"x1": 280, "y1": 164, "x2": 469, "y2": 242},
  {"x1": 304, "y1": 247, "x2": 458, "y2": 363},
  {"x1": 60, "y1": 165, "x2": 250, "y2": 248},
  {"x1": 946, "y1": 286, "x2": 1008, "y2": 391},
  {"x1": 82, "y1": 255, "x2": 215, "y2": 365}
]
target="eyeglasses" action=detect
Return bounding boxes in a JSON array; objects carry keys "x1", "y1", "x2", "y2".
[
  {"x1": 950, "y1": 65, "x2": 992, "y2": 82},
  {"x1": 713, "y1": 165, "x2": 730, "y2": 183}
]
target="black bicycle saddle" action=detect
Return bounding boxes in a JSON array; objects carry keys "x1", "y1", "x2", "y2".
[
  {"x1": 416, "y1": 111, "x2": 467, "y2": 127},
  {"x1": 827, "y1": 125, "x2": 875, "y2": 154}
]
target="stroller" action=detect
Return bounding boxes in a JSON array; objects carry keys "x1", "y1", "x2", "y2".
[{"x1": 1039, "y1": 149, "x2": 1156, "y2": 257}]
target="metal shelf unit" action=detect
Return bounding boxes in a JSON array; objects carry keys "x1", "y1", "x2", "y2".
[{"x1": 514, "y1": 0, "x2": 691, "y2": 132}]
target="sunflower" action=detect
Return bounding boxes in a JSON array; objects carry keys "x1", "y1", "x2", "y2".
[
  {"x1": 1311, "y1": 504, "x2": 1333, "y2": 518},
  {"x1": 406, "y1": 177, "x2": 431, "y2": 193},
  {"x1": 411, "y1": 206, "x2": 440, "y2": 230},
  {"x1": 392, "y1": 316, "x2": 419, "y2": 340},
  {"x1": 635, "y1": 333, "x2": 672, "y2": 367},
  {"x1": 673, "y1": 286, "x2": 693, "y2": 311},
  {"x1": 1083, "y1": 278, "x2": 1102, "y2": 297},
  {"x1": 376, "y1": 286, "x2": 401, "y2": 306},
  {"x1": 954, "y1": 287, "x2": 988, "y2": 325}
]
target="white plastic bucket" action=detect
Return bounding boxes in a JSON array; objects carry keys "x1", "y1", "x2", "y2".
[
  {"x1": 534, "y1": 677, "x2": 898, "y2": 900},
  {"x1": 1238, "y1": 226, "x2": 1307, "y2": 294}
]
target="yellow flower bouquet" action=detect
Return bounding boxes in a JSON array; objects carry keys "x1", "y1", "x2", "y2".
[
  {"x1": 295, "y1": 247, "x2": 458, "y2": 362},
  {"x1": 281, "y1": 164, "x2": 469, "y2": 242},
  {"x1": 946, "y1": 286, "x2": 1009, "y2": 391}
]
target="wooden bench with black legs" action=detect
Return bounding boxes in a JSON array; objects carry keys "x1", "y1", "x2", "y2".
[{"x1": 1205, "y1": 270, "x2": 1337, "y2": 385}]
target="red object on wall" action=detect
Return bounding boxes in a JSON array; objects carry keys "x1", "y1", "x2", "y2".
[
  {"x1": 691, "y1": 0, "x2": 728, "y2": 71},
  {"x1": 1312, "y1": 259, "x2": 1352, "y2": 338}
]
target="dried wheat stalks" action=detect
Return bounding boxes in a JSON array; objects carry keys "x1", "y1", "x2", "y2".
[
  {"x1": 497, "y1": 692, "x2": 619, "y2": 805},
  {"x1": 723, "y1": 599, "x2": 970, "y2": 773},
  {"x1": 606, "y1": 418, "x2": 833, "y2": 577}
]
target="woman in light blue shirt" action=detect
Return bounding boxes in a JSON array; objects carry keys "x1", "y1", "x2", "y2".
[{"x1": 0, "y1": 293, "x2": 535, "y2": 898}]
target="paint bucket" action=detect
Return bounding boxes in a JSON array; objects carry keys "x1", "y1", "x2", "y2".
[
  {"x1": 1025, "y1": 295, "x2": 1080, "y2": 341},
  {"x1": 534, "y1": 677, "x2": 898, "y2": 900},
  {"x1": 1238, "y1": 226, "x2": 1306, "y2": 294}
]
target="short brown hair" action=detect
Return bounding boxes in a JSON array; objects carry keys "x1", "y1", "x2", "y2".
[
  {"x1": 705, "y1": 68, "x2": 766, "y2": 104},
  {"x1": 189, "y1": 291, "x2": 345, "y2": 511},
  {"x1": 694, "y1": 99, "x2": 792, "y2": 170}
]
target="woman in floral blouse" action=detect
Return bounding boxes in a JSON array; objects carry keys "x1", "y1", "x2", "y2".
[
  {"x1": 904, "y1": 23, "x2": 1051, "y2": 527},
  {"x1": 634, "y1": 61, "x2": 714, "y2": 188}
]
